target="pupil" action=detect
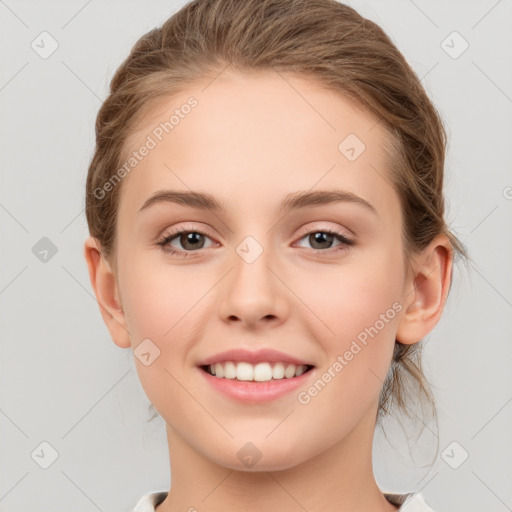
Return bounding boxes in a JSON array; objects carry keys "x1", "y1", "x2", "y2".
[
  {"x1": 182, "y1": 232, "x2": 204, "y2": 250},
  {"x1": 311, "y1": 232, "x2": 333, "y2": 249}
]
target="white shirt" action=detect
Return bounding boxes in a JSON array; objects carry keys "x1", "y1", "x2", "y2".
[{"x1": 133, "y1": 490, "x2": 436, "y2": 511}]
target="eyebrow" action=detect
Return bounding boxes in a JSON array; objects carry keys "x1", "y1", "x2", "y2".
[{"x1": 139, "y1": 189, "x2": 378, "y2": 216}]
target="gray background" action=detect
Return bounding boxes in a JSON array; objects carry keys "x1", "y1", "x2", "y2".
[{"x1": 1, "y1": 0, "x2": 511, "y2": 511}]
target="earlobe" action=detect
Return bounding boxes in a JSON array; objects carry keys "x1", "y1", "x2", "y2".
[
  {"x1": 396, "y1": 235, "x2": 453, "y2": 345},
  {"x1": 83, "y1": 236, "x2": 131, "y2": 349}
]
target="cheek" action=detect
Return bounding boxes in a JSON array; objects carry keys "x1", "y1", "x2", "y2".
[
  {"x1": 292, "y1": 256, "x2": 403, "y2": 347},
  {"x1": 119, "y1": 250, "x2": 200, "y2": 341},
  {"x1": 118, "y1": 255, "x2": 205, "y2": 415},
  {"x1": 293, "y1": 253, "x2": 403, "y2": 403}
]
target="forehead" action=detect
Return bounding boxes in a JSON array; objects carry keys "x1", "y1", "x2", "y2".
[{"x1": 118, "y1": 69, "x2": 399, "y2": 222}]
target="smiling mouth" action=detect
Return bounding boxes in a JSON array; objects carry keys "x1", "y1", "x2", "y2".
[{"x1": 199, "y1": 362, "x2": 315, "y2": 382}]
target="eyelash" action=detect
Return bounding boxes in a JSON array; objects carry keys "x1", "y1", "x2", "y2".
[{"x1": 156, "y1": 226, "x2": 355, "y2": 258}]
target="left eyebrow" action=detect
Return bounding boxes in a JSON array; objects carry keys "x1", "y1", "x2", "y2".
[
  {"x1": 138, "y1": 189, "x2": 378, "y2": 216},
  {"x1": 280, "y1": 189, "x2": 378, "y2": 216}
]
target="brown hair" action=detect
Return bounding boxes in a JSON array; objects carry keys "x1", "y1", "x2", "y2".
[{"x1": 85, "y1": 0, "x2": 469, "y2": 457}]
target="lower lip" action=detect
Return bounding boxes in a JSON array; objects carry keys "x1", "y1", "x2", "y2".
[{"x1": 198, "y1": 367, "x2": 315, "y2": 403}]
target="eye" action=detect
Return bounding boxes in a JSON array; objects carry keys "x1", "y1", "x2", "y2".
[
  {"x1": 156, "y1": 227, "x2": 216, "y2": 257},
  {"x1": 295, "y1": 228, "x2": 354, "y2": 254}
]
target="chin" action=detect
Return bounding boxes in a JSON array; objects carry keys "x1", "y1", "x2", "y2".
[{"x1": 208, "y1": 440, "x2": 310, "y2": 473}]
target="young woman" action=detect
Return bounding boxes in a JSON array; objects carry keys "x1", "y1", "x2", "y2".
[{"x1": 83, "y1": 1, "x2": 468, "y2": 510}]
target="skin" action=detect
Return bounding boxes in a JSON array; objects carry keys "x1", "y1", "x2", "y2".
[{"x1": 84, "y1": 69, "x2": 452, "y2": 512}]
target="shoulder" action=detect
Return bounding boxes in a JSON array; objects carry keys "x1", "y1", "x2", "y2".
[
  {"x1": 384, "y1": 492, "x2": 437, "y2": 511},
  {"x1": 132, "y1": 491, "x2": 168, "y2": 512}
]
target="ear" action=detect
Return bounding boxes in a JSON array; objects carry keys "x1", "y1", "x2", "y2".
[
  {"x1": 396, "y1": 234, "x2": 454, "y2": 345},
  {"x1": 83, "y1": 236, "x2": 131, "y2": 348}
]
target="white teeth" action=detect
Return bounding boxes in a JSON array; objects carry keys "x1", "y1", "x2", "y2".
[
  {"x1": 284, "y1": 363, "x2": 296, "y2": 378},
  {"x1": 295, "y1": 365, "x2": 306, "y2": 376},
  {"x1": 205, "y1": 361, "x2": 310, "y2": 381},
  {"x1": 237, "y1": 362, "x2": 254, "y2": 381},
  {"x1": 253, "y1": 362, "x2": 273, "y2": 381},
  {"x1": 214, "y1": 363, "x2": 224, "y2": 378},
  {"x1": 272, "y1": 362, "x2": 285, "y2": 379},
  {"x1": 223, "y1": 361, "x2": 237, "y2": 379}
]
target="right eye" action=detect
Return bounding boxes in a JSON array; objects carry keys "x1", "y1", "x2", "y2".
[{"x1": 156, "y1": 228, "x2": 217, "y2": 257}]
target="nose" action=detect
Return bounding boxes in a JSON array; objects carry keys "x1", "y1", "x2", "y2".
[{"x1": 218, "y1": 246, "x2": 289, "y2": 330}]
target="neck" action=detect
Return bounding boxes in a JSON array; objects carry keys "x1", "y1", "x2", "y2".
[{"x1": 156, "y1": 403, "x2": 397, "y2": 512}]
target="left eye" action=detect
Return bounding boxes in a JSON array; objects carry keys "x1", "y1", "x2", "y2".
[{"x1": 295, "y1": 230, "x2": 354, "y2": 251}]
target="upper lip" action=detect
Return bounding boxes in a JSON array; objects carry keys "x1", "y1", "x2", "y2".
[{"x1": 197, "y1": 348, "x2": 314, "y2": 367}]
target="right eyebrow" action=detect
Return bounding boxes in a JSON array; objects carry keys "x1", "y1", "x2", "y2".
[{"x1": 139, "y1": 190, "x2": 223, "y2": 213}]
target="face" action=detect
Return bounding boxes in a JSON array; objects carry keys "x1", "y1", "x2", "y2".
[{"x1": 111, "y1": 70, "x2": 410, "y2": 471}]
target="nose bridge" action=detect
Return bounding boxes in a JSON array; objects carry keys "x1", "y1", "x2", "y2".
[{"x1": 218, "y1": 231, "x2": 288, "y2": 326}]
